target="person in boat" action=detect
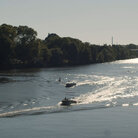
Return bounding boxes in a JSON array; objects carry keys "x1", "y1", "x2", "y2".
[
  {"x1": 61, "y1": 97, "x2": 77, "y2": 106},
  {"x1": 63, "y1": 97, "x2": 69, "y2": 101},
  {"x1": 58, "y1": 77, "x2": 61, "y2": 82}
]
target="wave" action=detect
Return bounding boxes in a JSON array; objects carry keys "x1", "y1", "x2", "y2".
[
  {"x1": 1, "y1": 100, "x2": 138, "y2": 118},
  {"x1": 0, "y1": 105, "x2": 57, "y2": 118},
  {"x1": 0, "y1": 103, "x2": 116, "y2": 118},
  {"x1": 74, "y1": 74, "x2": 138, "y2": 105},
  {"x1": 1, "y1": 64, "x2": 138, "y2": 118}
]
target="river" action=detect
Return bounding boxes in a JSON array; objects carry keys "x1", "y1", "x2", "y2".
[{"x1": 1, "y1": 58, "x2": 138, "y2": 138}]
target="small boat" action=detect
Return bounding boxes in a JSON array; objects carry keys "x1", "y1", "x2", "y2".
[
  {"x1": 65, "y1": 82, "x2": 76, "y2": 87},
  {"x1": 61, "y1": 97, "x2": 77, "y2": 106}
]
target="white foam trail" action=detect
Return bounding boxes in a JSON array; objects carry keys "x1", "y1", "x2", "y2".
[
  {"x1": 115, "y1": 58, "x2": 138, "y2": 64},
  {"x1": 23, "y1": 104, "x2": 28, "y2": 106},
  {"x1": 105, "y1": 104, "x2": 110, "y2": 107},
  {"x1": 122, "y1": 104, "x2": 129, "y2": 107},
  {"x1": 76, "y1": 75, "x2": 115, "y2": 86},
  {"x1": 76, "y1": 88, "x2": 138, "y2": 105},
  {"x1": 76, "y1": 80, "x2": 94, "y2": 86},
  {"x1": 133, "y1": 103, "x2": 138, "y2": 106},
  {"x1": 123, "y1": 66, "x2": 134, "y2": 69},
  {"x1": 74, "y1": 75, "x2": 138, "y2": 105},
  {"x1": 0, "y1": 105, "x2": 56, "y2": 117}
]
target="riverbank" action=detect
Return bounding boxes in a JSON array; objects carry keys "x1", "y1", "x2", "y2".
[{"x1": 0, "y1": 24, "x2": 137, "y2": 70}]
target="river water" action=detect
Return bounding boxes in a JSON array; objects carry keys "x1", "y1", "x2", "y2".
[{"x1": 1, "y1": 58, "x2": 138, "y2": 138}]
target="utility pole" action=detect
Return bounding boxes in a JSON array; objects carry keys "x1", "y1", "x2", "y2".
[{"x1": 112, "y1": 36, "x2": 113, "y2": 46}]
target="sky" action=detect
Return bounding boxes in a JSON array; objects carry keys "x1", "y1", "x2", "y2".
[{"x1": 0, "y1": 0, "x2": 138, "y2": 45}]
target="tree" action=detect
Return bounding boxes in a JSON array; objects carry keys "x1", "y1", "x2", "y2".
[
  {"x1": 49, "y1": 48, "x2": 63, "y2": 66},
  {"x1": 39, "y1": 43, "x2": 51, "y2": 66},
  {"x1": 0, "y1": 24, "x2": 16, "y2": 68},
  {"x1": 15, "y1": 26, "x2": 37, "y2": 45},
  {"x1": 0, "y1": 24, "x2": 136, "y2": 69},
  {"x1": 14, "y1": 26, "x2": 38, "y2": 66}
]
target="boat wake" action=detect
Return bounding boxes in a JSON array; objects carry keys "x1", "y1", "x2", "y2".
[
  {"x1": 1, "y1": 100, "x2": 138, "y2": 118},
  {"x1": 0, "y1": 105, "x2": 57, "y2": 118},
  {"x1": 1, "y1": 61, "x2": 138, "y2": 118}
]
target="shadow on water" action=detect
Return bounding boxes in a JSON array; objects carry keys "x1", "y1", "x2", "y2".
[
  {"x1": 0, "y1": 77, "x2": 13, "y2": 83},
  {"x1": 0, "y1": 77, "x2": 36, "y2": 84},
  {"x1": 0, "y1": 69, "x2": 39, "y2": 84}
]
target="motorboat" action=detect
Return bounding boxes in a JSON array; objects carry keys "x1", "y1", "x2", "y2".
[
  {"x1": 65, "y1": 82, "x2": 76, "y2": 87},
  {"x1": 61, "y1": 97, "x2": 77, "y2": 106}
]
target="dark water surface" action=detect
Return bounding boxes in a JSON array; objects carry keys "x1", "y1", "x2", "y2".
[{"x1": 1, "y1": 58, "x2": 138, "y2": 137}]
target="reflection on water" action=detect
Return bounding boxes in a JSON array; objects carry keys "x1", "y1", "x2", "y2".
[{"x1": 0, "y1": 58, "x2": 138, "y2": 117}]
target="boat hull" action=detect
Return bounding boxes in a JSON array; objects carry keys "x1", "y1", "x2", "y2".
[
  {"x1": 61, "y1": 99, "x2": 77, "y2": 106},
  {"x1": 65, "y1": 82, "x2": 76, "y2": 87}
]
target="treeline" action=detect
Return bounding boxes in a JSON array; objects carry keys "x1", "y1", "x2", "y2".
[{"x1": 0, "y1": 24, "x2": 137, "y2": 69}]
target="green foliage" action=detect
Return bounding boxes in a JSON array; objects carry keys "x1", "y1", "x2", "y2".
[
  {"x1": 0, "y1": 24, "x2": 136, "y2": 69},
  {"x1": 0, "y1": 24, "x2": 16, "y2": 68},
  {"x1": 39, "y1": 44, "x2": 51, "y2": 66},
  {"x1": 126, "y1": 44, "x2": 138, "y2": 49},
  {"x1": 49, "y1": 48, "x2": 63, "y2": 66},
  {"x1": 16, "y1": 26, "x2": 37, "y2": 45}
]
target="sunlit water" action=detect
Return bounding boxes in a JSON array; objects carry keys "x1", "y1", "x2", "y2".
[{"x1": 1, "y1": 58, "x2": 138, "y2": 137}]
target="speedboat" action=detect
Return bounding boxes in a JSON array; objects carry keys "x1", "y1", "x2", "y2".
[
  {"x1": 61, "y1": 97, "x2": 77, "y2": 106},
  {"x1": 65, "y1": 82, "x2": 76, "y2": 87}
]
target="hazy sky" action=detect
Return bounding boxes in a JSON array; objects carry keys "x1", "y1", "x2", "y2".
[{"x1": 0, "y1": 0, "x2": 138, "y2": 45}]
